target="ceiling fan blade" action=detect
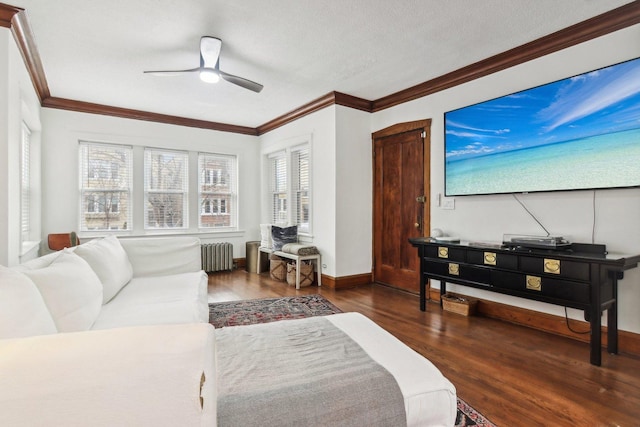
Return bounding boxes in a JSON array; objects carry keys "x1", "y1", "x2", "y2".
[
  {"x1": 200, "y1": 36, "x2": 222, "y2": 68},
  {"x1": 219, "y1": 70, "x2": 264, "y2": 93},
  {"x1": 143, "y1": 67, "x2": 200, "y2": 76}
]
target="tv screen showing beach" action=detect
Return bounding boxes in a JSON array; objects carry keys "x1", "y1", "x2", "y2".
[{"x1": 444, "y1": 57, "x2": 640, "y2": 196}]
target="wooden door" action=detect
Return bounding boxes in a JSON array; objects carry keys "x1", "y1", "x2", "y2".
[{"x1": 373, "y1": 120, "x2": 430, "y2": 294}]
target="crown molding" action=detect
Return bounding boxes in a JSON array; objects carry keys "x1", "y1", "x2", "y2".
[
  {"x1": 10, "y1": 8, "x2": 50, "y2": 102},
  {"x1": 42, "y1": 97, "x2": 258, "y2": 135},
  {"x1": 256, "y1": 91, "x2": 372, "y2": 135},
  {"x1": 3, "y1": 1, "x2": 639, "y2": 135},
  {"x1": 0, "y1": 2, "x2": 21, "y2": 28},
  {"x1": 372, "y1": 1, "x2": 640, "y2": 112}
]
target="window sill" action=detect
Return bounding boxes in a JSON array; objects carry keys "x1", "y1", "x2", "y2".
[{"x1": 80, "y1": 229, "x2": 246, "y2": 240}]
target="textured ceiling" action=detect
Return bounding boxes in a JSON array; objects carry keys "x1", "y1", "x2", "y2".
[{"x1": 6, "y1": 0, "x2": 636, "y2": 128}]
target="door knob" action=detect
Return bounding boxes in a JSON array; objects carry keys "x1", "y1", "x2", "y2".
[
  {"x1": 416, "y1": 195, "x2": 426, "y2": 203},
  {"x1": 414, "y1": 222, "x2": 420, "y2": 229}
]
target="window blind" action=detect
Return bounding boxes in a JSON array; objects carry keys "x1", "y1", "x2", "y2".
[
  {"x1": 144, "y1": 148, "x2": 189, "y2": 229},
  {"x1": 198, "y1": 152, "x2": 237, "y2": 228},
  {"x1": 79, "y1": 142, "x2": 133, "y2": 231},
  {"x1": 293, "y1": 147, "x2": 310, "y2": 233},
  {"x1": 20, "y1": 123, "x2": 31, "y2": 242},
  {"x1": 270, "y1": 153, "x2": 287, "y2": 225}
]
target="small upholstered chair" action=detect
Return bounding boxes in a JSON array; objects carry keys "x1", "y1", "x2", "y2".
[{"x1": 47, "y1": 232, "x2": 80, "y2": 251}]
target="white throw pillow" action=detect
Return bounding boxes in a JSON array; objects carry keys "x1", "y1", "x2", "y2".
[
  {"x1": 260, "y1": 224, "x2": 272, "y2": 248},
  {"x1": 22, "y1": 251, "x2": 103, "y2": 332},
  {"x1": 0, "y1": 266, "x2": 57, "y2": 339},
  {"x1": 74, "y1": 235, "x2": 133, "y2": 303}
]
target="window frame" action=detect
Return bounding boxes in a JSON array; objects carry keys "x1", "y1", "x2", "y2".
[
  {"x1": 144, "y1": 147, "x2": 189, "y2": 230},
  {"x1": 265, "y1": 142, "x2": 312, "y2": 235},
  {"x1": 198, "y1": 152, "x2": 238, "y2": 229},
  {"x1": 79, "y1": 141, "x2": 133, "y2": 233}
]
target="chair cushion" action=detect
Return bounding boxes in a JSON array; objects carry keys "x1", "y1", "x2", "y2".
[
  {"x1": 74, "y1": 236, "x2": 133, "y2": 303},
  {"x1": 0, "y1": 266, "x2": 57, "y2": 339},
  {"x1": 22, "y1": 251, "x2": 103, "y2": 332}
]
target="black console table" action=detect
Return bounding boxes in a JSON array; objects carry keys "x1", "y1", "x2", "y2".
[{"x1": 409, "y1": 237, "x2": 640, "y2": 366}]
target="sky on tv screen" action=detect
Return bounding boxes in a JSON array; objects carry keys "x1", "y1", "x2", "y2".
[{"x1": 444, "y1": 57, "x2": 640, "y2": 195}]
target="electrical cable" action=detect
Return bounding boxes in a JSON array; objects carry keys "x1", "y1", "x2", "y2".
[
  {"x1": 512, "y1": 194, "x2": 551, "y2": 236},
  {"x1": 591, "y1": 190, "x2": 596, "y2": 244},
  {"x1": 564, "y1": 306, "x2": 590, "y2": 334}
]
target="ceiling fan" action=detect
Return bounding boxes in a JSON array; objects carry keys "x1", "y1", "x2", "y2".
[{"x1": 144, "y1": 36, "x2": 263, "y2": 93}]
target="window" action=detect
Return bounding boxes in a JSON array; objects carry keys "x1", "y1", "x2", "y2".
[
  {"x1": 198, "y1": 153, "x2": 237, "y2": 228},
  {"x1": 268, "y1": 144, "x2": 311, "y2": 233},
  {"x1": 269, "y1": 152, "x2": 287, "y2": 225},
  {"x1": 292, "y1": 147, "x2": 310, "y2": 233},
  {"x1": 144, "y1": 148, "x2": 188, "y2": 229},
  {"x1": 79, "y1": 142, "x2": 132, "y2": 231},
  {"x1": 20, "y1": 123, "x2": 31, "y2": 242}
]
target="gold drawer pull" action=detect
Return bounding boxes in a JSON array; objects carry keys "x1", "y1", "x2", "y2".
[
  {"x1": 484, "y1": 252, "x2": 497, "y2": 265},
  {"x1": 438, "y1": 247, "x2": 449, "y2": 258},
  {"x1": 544, "y1": 259, "x2": 560, "y2": 274},
  {"x1": 448, "y1": 263, "x2": 460, "y2": 276},
  {"x1": 526, "y1": 275, "x2": 542, "y2": 291}
]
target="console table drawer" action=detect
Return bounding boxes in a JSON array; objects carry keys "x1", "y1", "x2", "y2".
[
  {"x1": 425, "y1": 246, "x2": 466, "y2": 261},
  {"x1": 424, "y1": 260, "x2": 491, "y2": 283},
  {"x1": 491, "y1": 271, "x2": 590, "y2": 304},
  {"x1": 467, "y1": 250, "x2": 517, "y2": 269},
  {"x1": 520, "y1": 256, "x2": 590, "y2": 281}
]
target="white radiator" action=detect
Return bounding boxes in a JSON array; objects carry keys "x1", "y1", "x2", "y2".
[{"x1": 201, "y1": 243, "x2": 233, "y2": 272}]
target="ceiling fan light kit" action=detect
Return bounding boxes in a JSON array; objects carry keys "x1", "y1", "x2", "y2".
[
  {"x1": 144, "y1": 36, "x2": 263, "y2": 93},
  {"x1": 199, "y1": 69, "x2": 220, "y2": 83}
]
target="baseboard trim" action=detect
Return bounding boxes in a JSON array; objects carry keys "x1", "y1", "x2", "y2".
[
  {"x1": 429, "y1": 289, "x2": 640, "y2": 357},
  {"x1": 322, "y1": 273, "x2": 373, "y2": 290}
]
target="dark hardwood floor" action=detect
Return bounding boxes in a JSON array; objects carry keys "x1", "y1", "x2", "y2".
[{"x1": 208, "y1": 269, "x2": 640, "y2": 427}]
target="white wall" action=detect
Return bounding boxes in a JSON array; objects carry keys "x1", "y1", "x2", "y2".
[
  {"x1": 40, "y1": 108, "x2": 261, "y2": 258},
  {"x1": 335, "y1": 106, "x2": 373, "y2": 277},
  {"x1": 371, "y1": 24, "x2": 640, "y2": 333},
  {"x1": 0, "y1": 28, "x2": 42, "y2": 267},
  {"x1": 258, "y1": 107, "x2": 338, "y2": 276}
]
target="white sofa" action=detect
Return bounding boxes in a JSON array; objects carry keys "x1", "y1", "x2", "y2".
[
  {"x1": 0, "y1": 236, "x2": 216, "y2": 426},
  {"x1": 0, "y1": 235, "x2": 456, "y2": 426}
]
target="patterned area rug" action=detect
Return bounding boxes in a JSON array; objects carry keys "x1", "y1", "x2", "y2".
[
  {"x1": 456, "y1": 398, "x2": 497, "y2": 427},
  {"x1": 208, "y1": 294, "x2": 496, "y2": 426},
  {"x1": 208, "y1": 294, "x2": 342, "y2": 327}
]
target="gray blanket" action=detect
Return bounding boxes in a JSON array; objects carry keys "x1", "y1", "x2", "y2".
[{"x1": 215, "y1": 316, "x2": 407, "y2": 427}]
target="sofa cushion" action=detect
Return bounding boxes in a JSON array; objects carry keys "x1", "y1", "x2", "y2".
[
  {"x1": 271, "y1": 225, "x2": 297, "y2": 251},
  {"x1": 91, "y1": 271, "x2": 209, "y2": 330},
  {"x1": 22, "y1": 251, "x2": 103, "y2": 332},
  {"x1": 74, "y1": 235, "x2": 133, "y2": 304},
  {"x1": 0, "y1": 266, "x2": 57, "y2": 339},
  {"x1": 119, "y1": 237, "x2": 202, "y2": 278}
]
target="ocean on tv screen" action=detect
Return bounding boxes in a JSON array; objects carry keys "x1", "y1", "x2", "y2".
[{"x1": 444, "y1": 57, "x2": 640, "y2": 196}]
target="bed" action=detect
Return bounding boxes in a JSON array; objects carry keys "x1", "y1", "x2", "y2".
[{"x1": 215, "y1": 312, "x2": 457, "y2": 426}]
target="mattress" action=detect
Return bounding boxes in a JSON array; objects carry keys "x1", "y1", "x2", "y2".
[{"x1": 326, "y1": 312, "x2": 457, "y2": 427}]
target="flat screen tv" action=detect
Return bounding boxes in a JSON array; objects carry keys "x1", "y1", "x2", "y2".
[{"x1": 444, "y1": 56, "x2": 640, "y2": 196}]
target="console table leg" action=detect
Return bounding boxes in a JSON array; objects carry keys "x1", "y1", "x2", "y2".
[
  {"x1": 608, "y1": 276, "x2": 619, "y2": 354},
  {"x1": 440, "y1": 282, "x2": 447, "y2": 309},
  {"x1": 590, "y1": 305, "x2": 602, "y2": 366},
  {"x1": 608, "y1": 304, "x2": 618, "y2": 355},
  {"x1": 420, "y1": 276, "x2": 426, "y2": 312}
]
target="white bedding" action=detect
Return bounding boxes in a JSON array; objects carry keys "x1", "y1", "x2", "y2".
[
  {"x1": 326, "y1": 313, "x2": 457, "y2": 427},
  {"x1": 0, "y1": 323, "x2": 217, "y2": 427}
]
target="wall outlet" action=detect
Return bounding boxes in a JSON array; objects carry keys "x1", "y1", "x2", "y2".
[{"x1": 443, "y1": 198, "x2": 455, "y2": 210}]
